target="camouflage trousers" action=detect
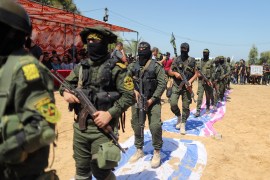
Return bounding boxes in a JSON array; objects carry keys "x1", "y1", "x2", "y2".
[
  {"x1": 169, "y1": 85, "x2": 192, "y2": 123},
  {"x1": 73, "y1": 122, "x2": 117, "y2": 180},
  {"x1": 131, "y1": 101, "x2": 163, "y2": 150},
  {"x1": 196, "y1": 80, "x2": 214, "y2": 111}
]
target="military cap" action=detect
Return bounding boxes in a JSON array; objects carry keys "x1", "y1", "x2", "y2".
[
  {"x1": 180, "y1": 42, "x2": 190, "y2": 51},
  {"x1": 203, "y1": 49, "x2": 210, "y2": 53},
  {"x1": 80, "y1": 26, "x2": 117, "y2": 44},
  {"x1": 138, "y1": 42, "x2": 151, "y2": 50}
]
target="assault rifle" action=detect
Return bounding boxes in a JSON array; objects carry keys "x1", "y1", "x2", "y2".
[
  {"x1": 175, "y1": 66, "x2": 197, "y2": 103},
  {"x1": 134, "y1": 74, "x2": 147, "y2": 138},
  {"x1": 50, "y1": 71, "x2": 126, "y2": 153},
  {"x1": 197, "y1": 68, "x2": 217, "y2": 97}
]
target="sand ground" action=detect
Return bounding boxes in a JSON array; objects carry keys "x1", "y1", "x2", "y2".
[{"x1": 50, "y1": 83, "x2": 270, "y2": 180}]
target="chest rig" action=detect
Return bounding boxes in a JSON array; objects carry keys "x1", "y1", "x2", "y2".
[
  {"x1": 175, "y1": 56, "x2": 196, "y2": 81},
  {"x1": 132, "y1": 60, "x2": 157, "y2": 99},
  {"x1": 78, "y1": 58, "x2": 119, "y2": 111}
]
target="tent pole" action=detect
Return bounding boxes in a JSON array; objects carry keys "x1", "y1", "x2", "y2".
[
  {"x1": 72, "y1": 13, "x2": 76, "y2": 61},
  {"x1": 134, "y1": 31, "x2": 139, "y2": 59}
]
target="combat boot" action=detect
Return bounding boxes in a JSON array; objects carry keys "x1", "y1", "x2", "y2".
[
  {"x1": 213, "y1": 106, "x2": 217, "y2": 111},
  {"x1": 180, "y1": 123, "x2": 186, "y2": 135},
  {"x1": 129, "y1": 148, "x2": 144, "y2": 163},
  {"x1": 175, "y1": 116, "x2": 182, "y2": 129},
  {"x1": 195, "y1": 110, "x2": 200, "y2": 117},
  {"x1": 205, "y1": 108, "x2": 210, "y2": 114},
  {"x1": 151, "y1": 150, "x2": 161, "y2": 168}
]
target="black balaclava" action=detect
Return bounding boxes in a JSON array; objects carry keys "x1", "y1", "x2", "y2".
[
  {"x1": 138, "y1": 42, "x2": 152, "y2": 66},
  {"x1": 203, "y1": 49, "x2": 210, "y2": 60},
  {"x1": 180, "y1": 42, "x2": 189, "y2": 60},
  {"x1": 220, "y1": 57, "x2": 225, "y2": 65},
  {"x1": 0, "y1": 22, "x2": 26, "y2": 57},
  {"x1": 227, "y1": 57, "x2": 231, "y2": 63},
  {"x1": 87, "y1": 41, "x2": 109, "y2": 62}
]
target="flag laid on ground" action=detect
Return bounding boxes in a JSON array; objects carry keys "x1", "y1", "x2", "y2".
[
  {"x1": 112, "y1": 131, "x2": 207, "y2": 180},
  {"x1": 162, "y1": 90, "x2": 231, "y2": 136}
]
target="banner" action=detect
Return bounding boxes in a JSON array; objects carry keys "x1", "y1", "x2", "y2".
[{"x1": 250, "y1": 65, "x2": 263, "y2": 76}]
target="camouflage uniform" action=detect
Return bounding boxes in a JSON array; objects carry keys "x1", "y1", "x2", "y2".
[
  {"x1": 212, "y1": 57, "x2": 225, "y2": 105},
  {"x1": 195, "y1": 49, "x2": 214, "y2": 116},
  {"x1": 169, "y1": 43, "x2": 197, "y2": 134},
  {"x1": 220, "y1": 56, "x2": 230, "y2": 100},
  {"x1": 60, "y1": 27, "x2": 135, "y2": 180}
]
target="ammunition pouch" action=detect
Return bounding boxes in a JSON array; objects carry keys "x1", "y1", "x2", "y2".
[
  {"x1": 97, "y1": 142, "x2": 121, "y2": 169},
  {"x1": 94, "y1": 91, "x2": 120, "y2": 111},
  {"x1": 0, "y1": 114, "x2": 55, "y2": 164}
]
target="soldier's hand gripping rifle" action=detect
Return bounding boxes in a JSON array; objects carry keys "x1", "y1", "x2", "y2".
[
  {"x1": 197, "y1": 68, "x2": 216, "y2": 95},
  {"x1": 175, "y1": 66, "x2": 197, "y2": 103},
  {"x1": 50, "y1": 71, "x2": 126, "y2": 153}
]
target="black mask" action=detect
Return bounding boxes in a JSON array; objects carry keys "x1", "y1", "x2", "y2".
[
  {"x1": 220, "y1": 59, "x2": 225, "y2": 64},
  {"x1": 0, "y1": 22, "x2": 25, "y2": 56},
  {"x1": 180, "y1": 50, "x2": 189, "y2": 60},
  {"x1": 138, "y1": 49, "x2": 152, "y2": 66},
  {"x1": 203, "y1": 53, "x2": 209, "y2": 60},
  {"x1": 87, "y1": 42, "x2": 108, "y2": 62}
]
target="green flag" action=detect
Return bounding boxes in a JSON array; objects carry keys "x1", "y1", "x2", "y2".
[
  {"x1": 170, "y1": 33, "x2": 176, "y2": 48},
  {"x1": 170, "y1": 32, "x2": 177, "y2": 57}
]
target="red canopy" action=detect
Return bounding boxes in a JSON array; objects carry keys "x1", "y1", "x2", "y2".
[{"x1": 18, "y1": 0, "x2": 136, "y2": 55}]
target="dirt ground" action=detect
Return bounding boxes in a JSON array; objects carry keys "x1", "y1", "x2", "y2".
[{"x1": 50, "y1": 83, "x2": 270, "y2": 180}]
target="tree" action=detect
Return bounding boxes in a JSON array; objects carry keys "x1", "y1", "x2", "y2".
[
  {"x1": 123, "y1": 38, "x2": 142, "y2": 57},
  {"x1": 248, "y1": 44, "x2": 259, "y2": 65},
  {"x1": 32, "y1": 0, "x2": 80, "y2": 13},
  {"x1": 259, "y1": 51, "x2": 270, "y2": 65}
]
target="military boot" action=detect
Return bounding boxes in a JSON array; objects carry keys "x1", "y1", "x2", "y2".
[
  {"x1": 175, "y1": 116, "x2": 182, "y2": 129},
  {"x1": 180, "y1": 123, "x2": 186, "y2": 135},
  {"x1": 205, "y1": 108, "x2": 210, "y2": 114},
  {"x1": 195, "y1": 110, "x2": 200, "y2": 117},
  {"x1": 129, "y1": 148, "x2": 144, "y2": 163},
  {"x1": 213, "y1": 106, "x2": 217, "y2": 111},
  {"x1": 151, "y1": 150, "x2": 161, "y2": 168}
]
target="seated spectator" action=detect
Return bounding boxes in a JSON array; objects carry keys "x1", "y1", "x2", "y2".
[
  {"x1": 61, "y1": 55, "x2": 74, "y2": 70},
  {"x1": 41, "y1": 52, "x2": 53, "y2": 70},
  {"x1": 51, "y1": 57, "x2": 61, "y2": 70}
]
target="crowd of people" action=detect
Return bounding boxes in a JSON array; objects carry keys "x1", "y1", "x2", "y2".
[{"x1": 231, "y1": 60, "x2": 270, "y2": 85}]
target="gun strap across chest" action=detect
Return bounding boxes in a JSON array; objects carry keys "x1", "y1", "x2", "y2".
[
  {"x1": 139, "y1": 59, "x2": 152, "y2": 78},
  {"x1": 0, "y1": 56, "x2": 17, "y2": 117}
]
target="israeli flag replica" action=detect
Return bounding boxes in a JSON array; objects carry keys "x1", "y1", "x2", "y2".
[{"x1": 113, "y1": 131, "x2": 207, "y2": 180}]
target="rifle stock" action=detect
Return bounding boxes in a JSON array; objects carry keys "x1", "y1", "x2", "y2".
[{"x1": 50, "y1": 71, "x2": 126, "y2": 153}]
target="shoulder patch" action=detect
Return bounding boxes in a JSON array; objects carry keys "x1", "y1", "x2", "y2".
[
  {"x1": 123, "y1": 76, "x2": 134, "y2": 90},
  {"x1": 116, "y1": 63, "x2": 127, "y2": 69},
  {"x1": 35, "y1": 97, "x2": 60, "y2": 124},
  {"x1": 22, "y1": 63, "x2": 40, "y2": 82}
]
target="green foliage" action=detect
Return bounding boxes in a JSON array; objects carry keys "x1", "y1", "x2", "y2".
[
  {"x1": 259, "y1": 51, "x2": 270, "y2": 64},
  {"x1": 123, "y1": 38, "x2": 142, "y2": 57},
  {"x1": 32, "y1": 0, "x2": 80, "y2": 13},
  {"x1": 248, "y1": 44, "x2": 258, "y2": 65}
]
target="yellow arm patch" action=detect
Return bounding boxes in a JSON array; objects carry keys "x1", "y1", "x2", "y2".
[
  {"x1": 35, "y1": 97, "x2": 61, "y2": 124},
  {"x1": 123, "y1": 76, "x2": 134, "y2": 90},
  {"x1": 22, "y1": 63, "x2": 40, "y2": 82},
  {"x1": 116, "y1": 63, "x2": 127, "y2": 69}
]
